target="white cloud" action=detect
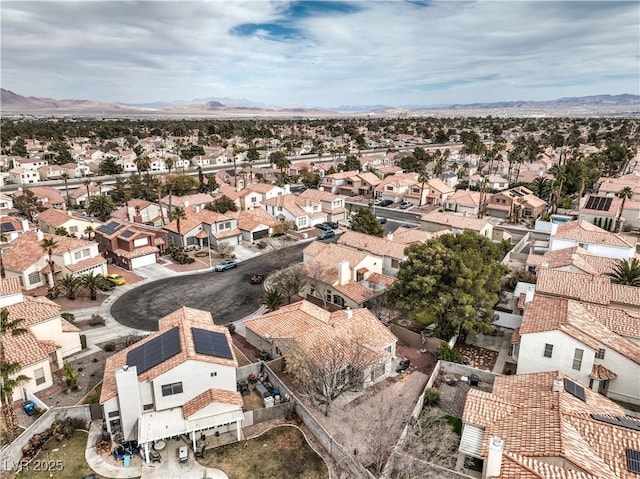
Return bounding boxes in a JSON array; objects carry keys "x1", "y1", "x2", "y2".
[{"x1": 1, "y1": 0, "x2": 637, "y2": 106}]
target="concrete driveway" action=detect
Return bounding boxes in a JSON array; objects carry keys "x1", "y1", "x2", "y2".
[{"x1": 110, "y1": 242, "x2": 308, "y2": 330}]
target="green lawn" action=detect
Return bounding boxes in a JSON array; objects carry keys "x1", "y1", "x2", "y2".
[
  {"x1": 445, "y1": 415, "x2": 463, "y2": 436},
  {"x1": 200, "y1": 426, "x2": 328, "y2": 479},
  {"x1": 15, "y1": 430, "x2": 108, "y2": 479}
]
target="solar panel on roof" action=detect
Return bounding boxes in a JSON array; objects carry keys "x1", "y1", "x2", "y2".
[
  {"x1": 563, "y1": 378, "x2": 586, "y2": 402},
  {"x1": 126, "y1": 327, "x2": 181, "y2": 374},
  {"x1": 591, "y1": 414, "x2": 640, "y2": 432},
  {"x1": 97, "y1": 221, "x2": 125, "y2": 235},
  {"x1": 0, "y1": 223, "x2": 16, "y2": 232},
  {"x1": 584, "y1": 196, "x2": 613, "y2": 212},
  {"x1": 627, "y1": 449, "x2": 640, "y2": 474},
  {"x1": 192, "y1": 328, "x2": 233, "y2": 359},
  {"x1": 121, "y1": 230, "x2": 135, "y2": 238}
]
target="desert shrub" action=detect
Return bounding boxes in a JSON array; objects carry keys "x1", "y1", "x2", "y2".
[
  {"x1": 436, "y1": 343, "x2": 464, "y2": 364},
  {"x1": 423, "y1": 387, "x2": 440, "y2": 407},
  {"x1": 227, "y1": 323, "x2": 236, "y2": 335},
  {"x1": 61, "y1": 312, "x2": 75, "y2": 322},
  {"x1": 256, "y1": 241, "x2": 267, "y2": 250},
  {"x1": 89, "y1": 314, "x2": 105, "y2": 326},
  {"x1": 103, "y1": 342, "x2": 116, "y2": 352}
]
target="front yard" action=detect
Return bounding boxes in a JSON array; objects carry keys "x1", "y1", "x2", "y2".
[{"x1": 200, "y1": 425, "x2": 327, "y2": 479}]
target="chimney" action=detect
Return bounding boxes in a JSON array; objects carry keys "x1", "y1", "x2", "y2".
[
  {"x1": 345, "y1": 307, "x2": 352, "y2": 319},
  {"x1": 36, "y1": 229, "x2": 44, "y2": 241},
  {"x1": 484, "y1": 436, "x2": 504, "y2": 479},
  {"x1": 184, "y1": 200, "x2": 190, "y2": 209},
  {"x1": 67, "y1": 210, "x2": 72, "y2": 217},
  {"x1": 195, "y1": 205, "x2": 200, "y2": 214},
  {"x1": 386, "y1": 232, "x2": 394, "y2": 241},
  {"x1": 338, "y1": 261, "x2": 351, "y2": 286},
  {"x1": 552, "y1": 376, "x2": 563, "y2": 393},
  {"x1": 21, "y1": 219, "x2": 29, "y2": 232}
]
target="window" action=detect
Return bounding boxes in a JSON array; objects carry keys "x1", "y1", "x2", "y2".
[
  {"x1": 108, "y1": 410, "x2": 120, "y2": 418},
  {"x1": 572, "y1": 348, "x2": 583, "y2": 370},
  {"x1": 34, "y1": 367, "x2": 46, "y2": 386},
  {"x1": 391, "y1": 259, "x2": 400, "y2": 268},
  {"x1": 28, "y1": 271, "x2": 41, "y2": 285},
  {"x1": 333, "y1": 295, "x2": 345, "y2": 307},
  {"x1": 250, "y1": 196, "x2": 257, "y2": 203},
  {"x1": 386, "y1": 185, "x2": 394, "y2": 191},
  {"x1": 161, "y1": 382, "x2": 183, "y2": 397},
  {"x1": 69, "y1": 226, "x2": 78, "y2": 234},
  {"x1": 143, "y1": 404, "x2": 154, "y2": 411},
  {"x1": 543, "y1": 343, "x2": 553, "y2": 358},
  {"x1": 595, "y1": 348, "x2": 605, "y2": 360}
]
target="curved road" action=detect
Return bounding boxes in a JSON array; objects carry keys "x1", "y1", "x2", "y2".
[{"x1": 110, "y1": 242, "x2": 309, "y2": 331}]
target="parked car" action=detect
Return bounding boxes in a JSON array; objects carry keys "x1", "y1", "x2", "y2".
[
  {"x1": 215, "y1": 260, "x2": 238, "y2": 271},
  {"x1": 250, "y1": 274, "x2": 264, "y2": 284},
  {"x1": 184, "y1": 244, "x2": 201, "y2": 252},
  {"x1": 325, "y1": 221, "x2": 339, "y2": 229},
  {"x1": 374, "y1": 198, "x2": 384, "y2": 206},
  {"x1": 378, "y1": 199, "x2": 393, "y2": 207},
  {"x1": 318, "y1": 230, "x2": 336, "y2": 240},
  {"x1": 315, "y1": 223, "x2": 331, "y2": 231},
  {"x1": 98, "y1": 280, "x2": 115, "y2": 291},
  {"x1": 105, "y1": 273, "x2": 126, "y2": 286},
  {"x1": 399, "y1": 201, "x2": 413, "y2": 209},
  {"x1": 377, "y1": 217, "x2": 387, "y2": 224}
]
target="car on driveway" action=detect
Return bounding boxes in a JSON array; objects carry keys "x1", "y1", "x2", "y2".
[
  {"x1": 318, "y1": 230, "x2": 336, "y2": 240},
  {"x1": 250, "y1": 274, "x2": 264, "y2": 284},
  {"x1": 325, "y1": 221, "x2": 339, "y2": 229},
  {"x1": 378, "y1": 199, "x2": 393, "y2": 207},
  {"x1": 377, "y1": 217, "x2": 387, "y2": 224},
  {"x1": 105, "y1": 273, "x2": 126, "y2": 286},
  {"x1": 399, "y1": 201, "x2": 413, "y2": 209},
  {"x1": 215, "y1": 259, "x2": 238, "y2": 271},
  {"x1": 315, "y1": 223, "x2": 331, "y2": 231}
]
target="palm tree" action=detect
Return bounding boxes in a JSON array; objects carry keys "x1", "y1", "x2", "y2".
[
  {"x1": 616, "y1": 186, "x2": 633, "y2": 232},
  {"x1": 0, "y1": 230, "x2": 7, "y2": 279},
  {"x1": 170, "y1": 207, "x2": 187, "y2": 247},
  {"x1": 417, "y1": 168, "x2": 430, "y2": 206},
  {"x1": 56, "y1": 274, "x2": 81, "y2": 300},
  {"x1": 246, "y1": 147, "x2": 260, "y2": 184},
  {"x1": 54, "y1": 226, "x2": 70, "y2": 236},
  {"x1": 134, "y1": 156, "x2": 151, "y2": 173},
  {"x1": 63, "y1": 364, "x2": 79, "y2": 392},
  {"x1": 96, "y1": 180, "x2": 104, "y2": 196},
  {"x1": 40, "y1": 237, "x2": 58, "y2": 288},
  {"x1": 607, "y1": 258, "x2": 640, "y2": 286},
  {"x1": 164, "y1": 156, "x2": 174, "y2": 174},
  {"x1": 84, "y1": 225, "x2": 94, "y2": 240},
  {"x1": 61, "y1": 172, "x2": 71, "y2": 209},
  {"x1": 80, "y1": 271, "x2": 109, "y2": 301},
  {"x1": 260, "y1": 288, "x2": 284, "y2": 312},
  {"x1": 276, "y1": 157, "x2": 291, "y2": 183},
  {"x1": 83, "y1": 179, "x2": 92, "y2": 207},
  {"x1": 0, "y1": 308, "x2": 29, "y2": 442},
  {"x1": 86, "y1": 194, "x2": 116, "y2": 221}
]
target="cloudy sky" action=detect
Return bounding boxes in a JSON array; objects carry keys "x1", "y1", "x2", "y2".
[{"x1": 1, "y1": 1, "x2": 638, "y2": 107}]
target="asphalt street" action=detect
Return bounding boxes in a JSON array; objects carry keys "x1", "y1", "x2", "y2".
[{"x1": 110, "y1": 241, "x2": 309, "y2": 330}]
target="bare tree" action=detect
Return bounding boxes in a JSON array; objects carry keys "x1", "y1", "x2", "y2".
[
  {"x1": 268, "y1": 264, "x2": 305, "y2": 304},
  {"x1": 283, "y1": 322, "x2": 382, "y2": 416},
  {"x1": 365, "y1": 293, "x2": 399, "y2": 325},
  {"x1": 214, "y1": 241, "x2": 234, "y2": 258},
  {"x1": 305, "y1": 263, "x2": 333, "y2": 309}
]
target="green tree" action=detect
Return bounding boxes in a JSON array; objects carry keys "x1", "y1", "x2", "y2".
[
  {"x1": 165, "y1": 174, "x2": 199, "y2": 196},
  {"x1": 260, "y1": 288, "x2": 285, "y2": 312},
  {"x1": 54, "y1": 226, "x2": 70, "y2": 236},
  {"x1": 206, "y1": 195, "x2": 238, "y2": 214},
  {"x1": 61, "y1": 172, "x2": 71, "y2": 208},
  {"x1": 134, "y1": 155, "x2": 151, "y2": 173},
  {"x1": 10, "y1": 137, "x2": 27, "y2": 156},
  {"x1": 349, "y1": 208, "x2": 384, "y2": 237},
  {"x1": 246, "y1": 147, "x2": 260, "y2": 184},
  {"x1": 387, "y1": 231, "x2": 505, "y2": 340},
  {"x1": 56, "y1": 274, "x2": 81, "y2": 300},
  {"x1": 268, "y1": 264, "x2": 305, "y2": 304},
  {"x1": 63, "y1": 364, "x2": 79, "y2": 392},
  {"x1": 607, "y1": 258, "x2": 640, "y2": 287},
  {"x1": 99, "y1": 157, "x2": 124, "y2": 175},
  {"x1": 80, "y1": 271, "x2": 110, "y2": 301},
  {"x1": 339, "y1": 155, "x2": 362, "y2": 172},
  {"x1": 14, "y1": 189, "x2": 39, "y2": 219},
  {"x1": 301, "y1": 170, "x2": 321, "y2": 188},
  {"x1": 86, "y1": 194, "x2": 116, "y2": 221},
  {"x1": 170, "y1": 207, "x2": 187, "y2": 247},
  {"x1": 84, "y1": 225, "x2": 94, "y2": 240}
]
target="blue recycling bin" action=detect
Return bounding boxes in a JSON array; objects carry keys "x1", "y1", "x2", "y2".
[{"x1": 22, "y1": 401, "x2": 36, "y2": 416}]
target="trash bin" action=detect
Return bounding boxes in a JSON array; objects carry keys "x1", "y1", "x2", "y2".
[
  {"x1": 22, "y1": 401, "x2": 36, "y2": 416},
  {"x1": 469, "y1": 374, "x2": 480, "y2": 387}
]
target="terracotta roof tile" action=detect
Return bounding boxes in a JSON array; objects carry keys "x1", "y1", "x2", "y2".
[
  {"x1": 554, "y1": 220, "x2": 636, "y2": 249},
  {"x1": 1, "y1": 329, "x2": 59, "y2": 367},
  {"x1": 0, "y1": 277, "x2": 22, "y2": 296},
  {"x1": 338, "y1": 230, "x2": 406, "y2": 259},
  {"x1": 3, "y1": 296, "x2": 60, "y2": 328},
  {"x1": 183, "y1": 388, "x2": 244, "y2": 419}
]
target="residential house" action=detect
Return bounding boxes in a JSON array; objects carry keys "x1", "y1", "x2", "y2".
[
  {"x1": 443, "y1": 189, "x2": 485, "y2": 216},
  {"x1": 514, "y1": 295, "x2": 640, "y2": 405},
  {"x1": 485, "y1": 186, "x2": 546, "y2": 220},
  {"x1": 234, "y1": 209, "x2": 279, "y2": 243},
  {"x1": 94, "y1": 220, "x2": 162, "y2": 270},
  {"x1": 3, "y1": 231, "x2": 107, "y2": 290},
  {"x1": 424, "y1": 178, "x2": 455, "y2": 206},
  {"x1": 8, "y1": 168, "x2": 40, "y2": 185},
  {"x1": 0, "y1": 216, "x2": 31, "y2": 241},
  {"x1": 99, "y1": 306, "x2": 243, "y2": 462},
  {"x1": 159, "y1": 193, "x2": 216, "y2": 220},
  {"x1": 578, "y1": 194, "x2": 624, "y2": 232},
  {"x1": 14, "y1": 186, "x2": 66, "y2": 210},
  {"x1": 337, "y1": 230, "x2": 408, "y2": 276},
  {"x1": 0, "y1": 277, "x2": 81, "y2": 401},
  {"x1": 525, "y1": 246, "x2": 621, "y2": 276},
  {"x1": 549, "y1": 220, "x2": 637, "y2": 260},
  {"x1": 244, "y1": 300, "x2": 397, "y2": 386},
  {"x1": 420, "y1": 211, "x2": 493, "y2": 238},
  {"x1": 67, "y1": 183, "x2": 108, "y2": 208},
  {"x1": 111, "y1": 199, "x2": 165, "y2": 227},
  {"x1": 237, "y1": 184, "x2": 286, "y2": 211},
  {"x1": 388, "y1": 226, "x2": 432, "y2": 245},
  {"x1": 262, "y1": 194, "x2": 324, "y2": 230},
  {"x1": 37, "y1": 208, "x2": 97, "y2": 237},
  {"x1": 374, "y1": 165, "x2": 403, "y2": 178},
  {"x1": 319, "y1": 170, "x2": 359, "y2": 195},
  {"x1": 299, "y1": 189, "x2": 348, "y2": 222},
  {"x1": 0, "y1": 193, "x2": 14, "y2": 213},
  {"x1": 460, "y1": 371, "x2": 640, "y2": 479},
  {"x1": 12, "y1": 157, "x2": 48, "y2": 171},
  {"x1": 469, "y1": 174, "x2": 509, "y2": 191},
  {"x1": 374, "y1": 174, "x2": 418, "y2": 203},
  {"x1": 163, "y1": 209, "x2": 242, "y2": 249},
  {"x1": 38, "y1": 164, "x2": 66, "y2": 181},
  {"x1": 301, "y1": 242, "x2": 395, "y2": 309},
  {"x1": 597, "y1": 172, "x2": 640, "y2": 200},
  {"x1": 622, "y1": 200, "x2": 640, "y2": 230}
]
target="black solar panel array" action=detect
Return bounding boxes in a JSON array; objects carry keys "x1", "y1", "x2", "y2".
[
  {"x1": 627, "y1": 449, "x2": 640, "y2": 474},
  {"x1": 584, "y1": 196, "x2": 613, "y2": 211},
  {"x1": 192, "y1": 328, "x2": 233, "y2": 359},
  {"x1": 591, "y1": 414, "x2": 640, "y2": 432},
  {"x1": 121, "y1": 230, "x2": 135, "y2": 238},
  {"x1": 563, "y1": 378, "x2": 586, "y2": 402},
  {"x1": 97, "y1": 221, "x2": 125, "y2": 235},
  {"x1": 126, "y1": 327, "x2": 181, "y2": 374},
  {"x1": 0, "y1": 223, "x2": 16, "y2": 232}
]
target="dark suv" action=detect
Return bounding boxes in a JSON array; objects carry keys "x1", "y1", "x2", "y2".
[{"x1": 318, "y1": 230, "x2": 336, "y2": 240}]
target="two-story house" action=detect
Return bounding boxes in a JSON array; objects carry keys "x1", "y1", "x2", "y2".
[
  {"x1": 8, "y1": 168, "x2": 40, "y2": 185},
  {"x1": 549, "y1": 220, "x2": 637, "y2": 260},
  {"x1": 337, "y1": 230, "x2": 408, "y2": 276},
  {"x1": 36, "y1": 208, "x2": 97, "y2": 237},
  {"x1": 485, "y1": 186, "x2": 546, "y2": 221},
  {"x1": 424, "y1": 178, "x2": 455, "y2": 206},
  {"x1": 237, "y1": 184, "x2": 286, "y2": 211},
  {"x1": 262, "y1": 195, "x2": 323, "y2": 230},
  {"x1": 319, "y1": 170, "x2": 359, "y2": 195},
  {"x1": 94, "y1": 220, "x2": 161, "y2": 270},
  {"x1": 100, "y1": 307, "x2": 243, "y2": 462},
  {"x1": 443, "y1": 189, "x2": 486, "y2": 216},
  {"x1": 14, "y1": 186, "x2": 66, "y2": 210},
  {"x1": 1, "y1": 277, "x2": 81, "y2": 401},
  {"x1": 299, "y1": 189, "x2": 348, "y2": 223},
  {"x1": 164, "y1": 209, "x2": 242, "y2": 249},
  {"x1": 159, "y1": 193, "x2": 216, "y2": 220},
  {"x1": 110, "y1": 199, "x2": 165, "y2": 227},
  {"x1": 420, "y1": 211, "x2": 493, "y2": 238},
  {"x1": 469, "y1": 174, "x2": 509, "y2": 191},
  {"x1": 374, "y1": 174, "x2": 419, "y2": 203}
]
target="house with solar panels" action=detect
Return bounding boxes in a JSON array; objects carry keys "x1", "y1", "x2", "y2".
[
  {"x1": 99, "y1": 306, "x2": 243, "y2": 463},
  {"x1": 94, "y1": 220, "x2": 163, "y2": 269},
  {"x1": 579, "y1": 194, "x2": 624, "y2": 231},
  {"x1": 459, "y1": 371, "x2": 640, "y2": 478}
]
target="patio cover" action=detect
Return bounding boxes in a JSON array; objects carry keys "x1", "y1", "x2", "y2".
[{"x1": 137, "y1": 406, "x2": 244, "y2": 445}]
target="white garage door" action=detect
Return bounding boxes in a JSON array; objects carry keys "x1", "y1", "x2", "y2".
[{"x1": 131, "y1": 254, "x2": 156, "y2": 269}]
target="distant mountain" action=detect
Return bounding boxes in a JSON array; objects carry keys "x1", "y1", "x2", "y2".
[{"x1": 2, "y1": 89, "x2": 638, "y2": 117}]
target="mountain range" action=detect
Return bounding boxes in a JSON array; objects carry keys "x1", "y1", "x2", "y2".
[{"x1": 1, "y1": 89, "x2": 638, "y2": 118}]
